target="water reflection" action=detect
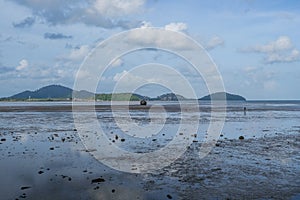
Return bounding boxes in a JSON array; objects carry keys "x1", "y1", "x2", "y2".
[{"x1": 0, "y1": 101, "x2": 299, "y2": 199}]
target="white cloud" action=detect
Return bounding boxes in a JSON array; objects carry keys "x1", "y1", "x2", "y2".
[
  {"x1": 68, "y1": 45, "x2": 90, "y2": 61},
  {"x1": 126, "y1": 27, "x2": 195, "y2": 50},
  {"x1": 11, "y1": 0, "x2": 146, "y2": 29},
  {"x1": 113, "y1": 70, "x2": 126, "y2": 82},
  {"x1": 266, "y1": 49, "x2": 300, "y2": 64},
  {"x1": 140, "y1": 21, "x2": 152, "y2": 28},
  {"x1": 111, "y1": 58, "x2": 123, "y2": 67},
  {"x1": 113, "y1": 70, "x2": 142, "y2": 82},
  {"x1": 109, "y1": 64, "x2": 201, "y2": 98},
  {"x1": 244, "y1": 66, "x2": 257, "y2": 73},
  {"x1": 243, "y1": 66, "x2": 276, "y2": 85},
  {"x1": 164, "y1": 22, "x2": 187, "y2": 32},
  {"x1": 92, "y1": 0, "x2": 145, "y2": 18},
  {"x1": 252, "y1": 36, "x2": 292, "y2": 53},
  {"x1": 16, "y1": 59, "x2": 28, "y2": 71},
  {"x1": 243, "y1": 36, "x2": 300, "y2": 64},
  {"x1": 205, "y1": 36, "x2": 224, "y2": 50}
]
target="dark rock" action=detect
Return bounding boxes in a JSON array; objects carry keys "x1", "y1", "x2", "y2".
[
  {"x1": 120, "y1": 138, "x2": 125, "y2": 142},
  {"x1": 211, "y1": 168, "x2": 222, "y2": 172},
  {"x1": 0, "y1": 138, "x2": 6, "y2": 141},
  {"x1": 91, "y1": 178, "x2": 105, "y2": 183},
  {"x1": 49, "y1": 147, "x2": 54, "y2": 150},
  {"x1": 20, "y1": 186, "x2": 31, "y2": 190},
  {"x1": 112, "y1": 189, "x2": 115, "y2": 193},
  {"x1": 239, "y1": 136, "x2": 244, "y2": 140},
  {"x1": 38, "y1": 171, "x2": 44, "y2": 174},
  {"x1": 140, "y1": 100, "x2": 147, "y2": 105},
  {"x1": 167, "y1": 194, "x2": 172, "y2": 199}
]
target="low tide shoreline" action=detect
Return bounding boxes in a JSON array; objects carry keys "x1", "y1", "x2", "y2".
[{"x1": 0, "y1": 129, "x2": 299, "y2": 199}]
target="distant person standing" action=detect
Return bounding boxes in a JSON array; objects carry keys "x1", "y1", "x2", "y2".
[{"x1": 244, "y1": 107, "x2": 247, "y2": 115}]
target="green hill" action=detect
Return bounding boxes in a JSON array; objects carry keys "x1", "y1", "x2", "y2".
[
  {"x1": 95, "y1": 93, "x2": 146, "y2": 101},
  {"x1": 2, "y1": 85, "x2": 146, "y2": 101},
  {"x1": 151, "y1": 93, "x2": 186, "y2": 101},
  {"x1": 199, "y1": 92, "x2": 246, "y2": 101},
  {"x1": 1, "y1": 85, "x2": 246, "y2": 102},
  {"x1": 9, "y1": 85, "x2": 73, "y2": 100}
]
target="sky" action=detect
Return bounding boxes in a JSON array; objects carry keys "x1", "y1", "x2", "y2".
[{"x1": 0, "y1": 0, "x2": 300, "y2": 100}]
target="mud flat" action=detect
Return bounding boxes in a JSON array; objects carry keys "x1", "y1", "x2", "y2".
[
  {"x1": 0, "y1": 101, "x2": 299, "y2": 199},
  {"x1": 154, "y1": 133, "x2": 300, "y2": 199},
  {"x1": 0, "y1": 127, "x2": 299, "y2": 199}
]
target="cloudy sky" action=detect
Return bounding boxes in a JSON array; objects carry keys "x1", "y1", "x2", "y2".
[{"x1": 0, "y1": 0, "x2": 299, "y2": 99}]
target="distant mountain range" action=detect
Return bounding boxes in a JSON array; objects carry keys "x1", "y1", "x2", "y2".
[{"x1": 0, "y1": 85, "x2": 246, "y2": 101}]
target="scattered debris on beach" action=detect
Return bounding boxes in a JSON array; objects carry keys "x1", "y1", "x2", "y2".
[
  {"x1": 20, "y1": 186, "x2": 31, "y2": 190},
  {"x1": 91, "y1": 178, "x2": 105, "y2": 183}
]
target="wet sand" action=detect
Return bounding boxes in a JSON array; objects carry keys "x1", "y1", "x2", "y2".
[
  {"x1": 1, "y1": 131, "x2": 299, "y2": 199},
  {"x1": 0, "y1": 103, "x2": 299, "y2": 199},
  {"x1": 1, "y1": 102, "x2": 300, "y2": 112},
  {"x1": 160, "y1": 134, "x2": 300, "y2": 199}
]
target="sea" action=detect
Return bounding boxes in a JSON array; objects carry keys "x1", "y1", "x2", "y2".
[{"x1": 0, "y1": 100, "x2": 299, "y2": 199}]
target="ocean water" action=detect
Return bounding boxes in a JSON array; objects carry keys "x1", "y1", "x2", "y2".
[{"x1": 0, "y1": 101, "x2": 299, "y2": 199}]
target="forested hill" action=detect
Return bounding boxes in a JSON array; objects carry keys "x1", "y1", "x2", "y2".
[
  {"x1": 199, "y1": 92, "x2": 246, "y2": 101},
  {"x1": 1, "y1": 85, "x2": 246, "y2": 101}
]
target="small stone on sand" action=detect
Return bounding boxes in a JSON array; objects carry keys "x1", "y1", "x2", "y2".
[
  {"x1": 91, "y1": 178, "x2": 105, "y2": 183},
  {"x1": 20, "y1": 186, "x2": 31, "y2": 190}
]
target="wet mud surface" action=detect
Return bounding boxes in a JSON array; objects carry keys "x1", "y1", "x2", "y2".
[{"x1": 0, "y1": 102, "x2": 299, "y2": 199}]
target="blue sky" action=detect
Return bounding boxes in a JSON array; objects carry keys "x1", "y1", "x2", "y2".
[{"x1": 0, "y1": 0, "x2": 299, "y2": 99}]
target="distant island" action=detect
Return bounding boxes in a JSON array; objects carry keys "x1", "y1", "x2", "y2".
[
  {"x1": 0, "y1": 85, "x2": 246, "y2": 101},
  {"x1": 199, "y1": 92, "x2": 246, "y2": 101}
]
